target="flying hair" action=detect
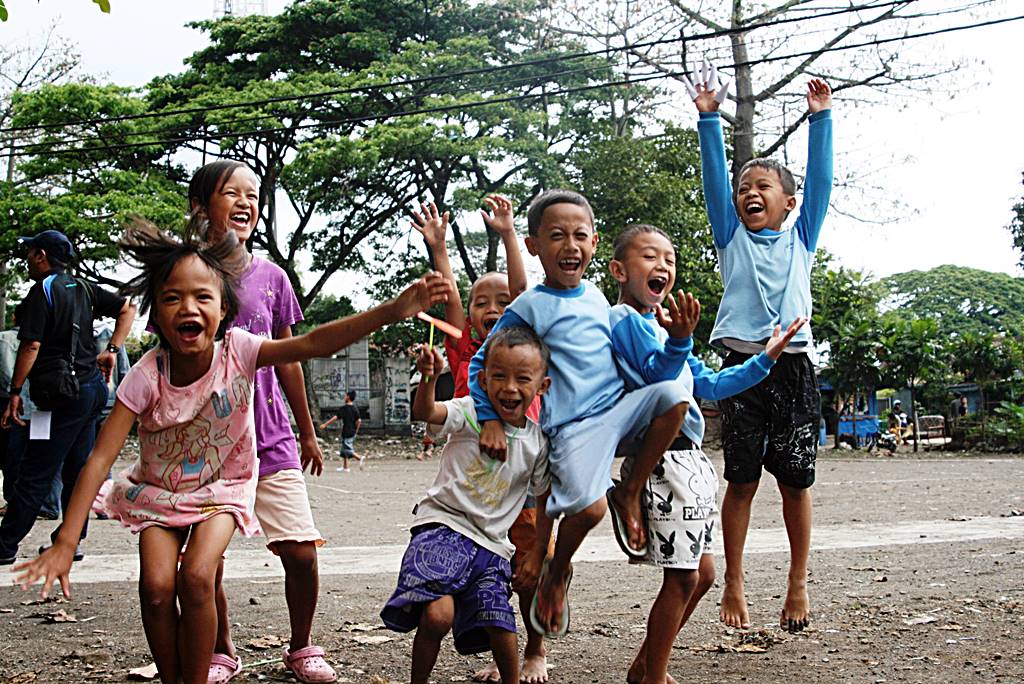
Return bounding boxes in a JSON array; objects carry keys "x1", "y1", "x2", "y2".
[{"x1": 118, "y1": 214, "x2": 249, "y2": 346}]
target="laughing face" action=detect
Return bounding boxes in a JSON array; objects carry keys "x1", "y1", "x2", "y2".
[
  {"x1": 611, "y1": 231, "x2": 676, "y2": 314},
  {"x1": 735, "y1": 166, "x2": 796, "y2": 232},
  {"x1": 525, "y1": 202, "x2": 597, "y2": 290},
  {"x1": 478, "y1": 342, "x2": 550, "y2": 428},
  {"x1": 468, "y1": 272, "x2": 512, "y2": 340},
  {"x1": 153, "y1": 254, "x2": 227, "y2": 362},
  {"x1": 202, "y1": 166, "x2": 261, "y2": 245}
]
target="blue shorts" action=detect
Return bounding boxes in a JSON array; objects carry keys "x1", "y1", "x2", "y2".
[
  {"x1": 380, "y1": 524, "x2": 516, "y2": 655},
  {"x1": 340, "y1": 436, "x2": 356, "y2": 456},
  {"x1": 546, "y1": 380, "x2": 691, "y2": 518}
]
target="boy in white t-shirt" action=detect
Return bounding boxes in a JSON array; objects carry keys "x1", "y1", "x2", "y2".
[{"x1": 381, "y1": 326, "x2": 552, "y2": 684}]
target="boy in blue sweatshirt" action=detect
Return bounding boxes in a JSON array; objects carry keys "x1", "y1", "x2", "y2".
[
  {"x1": 468, "y1": 190, "x2": 690, "y2": 638},
  {"x1": 607, "y1": 224, "x2": 804, "y2": 684},
  {"x1": 694, "y1": 74, "x2": 833, "y2": 633}
]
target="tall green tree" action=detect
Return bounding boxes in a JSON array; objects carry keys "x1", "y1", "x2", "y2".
[
  {"x1": 878, "y1": 315, "x2": 945, "y2": 452},
  {"x1": 881, "y1": 265, "x2": 1024, "y2": 339}
]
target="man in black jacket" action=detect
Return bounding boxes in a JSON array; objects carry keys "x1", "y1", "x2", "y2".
[{"x1": 0, "y1": 230, "x2": 135, "y2": 564}]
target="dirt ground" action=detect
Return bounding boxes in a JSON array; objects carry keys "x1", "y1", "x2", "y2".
[{"x1": 1, "y1": 435, "x2": 1022, "y2": 684}]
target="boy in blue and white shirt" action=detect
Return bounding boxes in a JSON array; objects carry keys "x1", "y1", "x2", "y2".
[
  {"x1": 468, "y1": 190, "x2": 691, "y2": 638},
  {"x1": 606, "y1": 224, "x2": 803, "y2": 684},
  {"x1": 694, "y1": 72, "x2": 833, "y2": 634}
]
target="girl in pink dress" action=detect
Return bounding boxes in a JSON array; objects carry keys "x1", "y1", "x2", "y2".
[{"x1": 14, "y1": 221, "x2": 451, "y2": 684}]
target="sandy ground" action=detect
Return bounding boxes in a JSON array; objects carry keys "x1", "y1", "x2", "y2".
[{"x1": 1, "y1": 435, "x2": 1022, "y2": 683}]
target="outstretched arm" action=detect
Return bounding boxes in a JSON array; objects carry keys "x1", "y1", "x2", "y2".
[
  {"x1": 689, "y1": 319, "x2": 804, "y2": 400},
  {"x1": 689, "y1": 64, "x2": 739, "y2": 249},
  {"x1": 412, "y1": 202, "x2": 466, "y2": 332},
  {"x1": 257, "y1": 273, "x2": 451, "y2": 368},
  {"x1": 796, "y1": 79, "x2": 834, "y2": 252},
  {"x1": 481, "y1": 194, "x2": 528, "y2": 298},
  {"x1": 14, "y1": 401, "x2": 137, "y2": 598}
]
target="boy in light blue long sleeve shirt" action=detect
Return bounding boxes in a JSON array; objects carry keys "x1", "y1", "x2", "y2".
[
  {"x1": 606, "y1": 224, "x2": 803, "y2": 684},
  {"x1": 695, "y1": 74, "x2": 833, "y2": 635}
]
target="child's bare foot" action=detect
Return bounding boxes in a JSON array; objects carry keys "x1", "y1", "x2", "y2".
[
  {"x1": 626, "y1": 654, "x2": 678, "y2": 684},
  {"x1": 520, "y1": 653, "x2": 548, "y2": 683},
  {"x1": 780, "y1": 578, "x2": 810, "y2": 633},
  {"x1": 607, "y1": 486, "x2": 646, "y2": 555},
  {"x1": 719, "y1": 578, "x2": 751, "y2": 629},
  {"x1": 535, "y1": 563, "x2": 572, "y2": 634},
  {"x1": 472, "y1": 660, "x2": 501, "y2": 682}
]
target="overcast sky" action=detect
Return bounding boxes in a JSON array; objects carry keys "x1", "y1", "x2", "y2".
[{"x1": 4, "y1": 0, "x2": 1022, "y2": 301}]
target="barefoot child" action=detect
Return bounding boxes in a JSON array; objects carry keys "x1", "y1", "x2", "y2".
[
  {"x1": 412, "y1": 198, "x2": 551, "y2": 682},
  {"x1": 691, "y1": 69, "x2": 833, "y2": 632},
  {"x1": 606, "y1": 224, "x2": 804, "y2": 683},
  {"x1": 14, "y1": 222, "x2": 451, "y2": 684},
  {"x1": 186, "y1": 160, "x2": 336, "y2": 683},
  {"x1": 468, "y1": 190, "x2": 691, "y2": 638},
  {"x1": 382, "y1": 327, "x2": 553, "y2": 684}
]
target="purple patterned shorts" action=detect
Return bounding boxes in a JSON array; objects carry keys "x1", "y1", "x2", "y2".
[{"x1": 380, "y1": 524, "x2": 516, "y2": 654}]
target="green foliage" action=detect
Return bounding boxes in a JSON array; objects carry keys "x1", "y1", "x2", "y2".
[
  {"x1": 0, "y1": 0, "x2": 108, "y2": 22},
  {"x1": 1, "y1": 83, "x2": 186, "y2": 288},
  {"x1": 572, "y1": 125, "x2": 719, "y2": 346},
  {"x1": 295, "y1": 294, "x2": 356, "y2": 334},
  {"x1": 881, "y1": 265, "x2": 1024, "y2": 338},
  {"x1": 976, "y1": 401, "x2": 1024, "y2": 451},
  {"x1": 1009, "y1": 171, "x2": 1024, "y2": 271}
]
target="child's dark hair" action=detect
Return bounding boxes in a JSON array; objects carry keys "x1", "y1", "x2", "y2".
[
  {"x1": 483, "y1": 326, "x2": 550, "y2": 373},
  {"x1": 119, "y1": 216, "x2": 248, "y2": 348},
  {"x1": 736, "y1": 158, "x2": 797, "y2": 199},
  {"x1": 612, "y1": 224, "x2": 672, "y2": 261},
  {"x1": 346, "y1": 390, "x2": 356, "y2": 401},
  {"x1": 188, "y1": 160, "x2": 262, "y2": 213},
  {"x1": 526, "y1": 189, "x2": 594, "y2": 236}
]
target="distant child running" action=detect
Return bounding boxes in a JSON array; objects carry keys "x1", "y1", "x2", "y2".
[
  {"x1": 338, "y1": 391, "x2": 363, "y2": 472},
  {"x1": 606, "y1": 224, "x2": 804, "y2": 684},
  {"x1": 382, "y1": 327, "x2": 553, "y2": 684},
  {"x1": 468, "y1": 190, "x2": 690, "y2": 639},
  {"x1": 411, "y1": 198, "x2": 550, "y2": 682},
  {"x1": 14, "y1": 221, "x2": 451, "y2": 684},
  {"x1": 691, "y1": 67, "x2": 833, "y2": 632}
]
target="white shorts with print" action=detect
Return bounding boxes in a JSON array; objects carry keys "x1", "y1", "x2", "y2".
[{"x1": 624, "y1": 447, "x2": 719, "y2": 569}]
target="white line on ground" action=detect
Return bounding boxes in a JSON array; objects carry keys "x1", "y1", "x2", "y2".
[{"x1": 21, "y1": 516, "x2": 1022, "y2": 586}]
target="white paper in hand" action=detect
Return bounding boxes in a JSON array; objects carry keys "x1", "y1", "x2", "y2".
[{"x1": 29, "y1": 410, "x2": 52, "y2": 440}]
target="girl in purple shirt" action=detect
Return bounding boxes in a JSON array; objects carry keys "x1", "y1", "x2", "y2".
[{"x1": 190, "y1": 161, "x2": 334, "y2": 684}]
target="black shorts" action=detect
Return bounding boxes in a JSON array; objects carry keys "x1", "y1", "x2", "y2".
[{"x1": 719, "y1": 350, "x2": 819, "y2": 489}]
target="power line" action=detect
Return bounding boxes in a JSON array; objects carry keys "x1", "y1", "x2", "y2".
[
  {"x1": 6, "y1": 8, "x2": 1020, "y2": 160},
  {"x1": 0, "y1": 0, "x2": 917, "y2": 135}
]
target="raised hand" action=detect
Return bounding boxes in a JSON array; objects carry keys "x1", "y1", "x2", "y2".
[
  {"x1": 683, "y1": 59, "x2": 731, "y2": 112},
  {"x1": 480, "y1": 194, "x2": 515, "y2": 237},
  {"x1": 765, "y1": 317, "x2": 807, "y2": 360},
  {"x1": 806, "y1": 78, "x2": 832, "y2": 113},
  {"x1": 416, "y1": 344, "x2": 444, "y2": 379},
  {"x1": 656, "y1": 291, "x2": 701, "y2": 340},
  {"x1": 15, "y1": 543, "x2": 74, "y2": 600},
  {"x1": 392, "y1": 272, "x2": 452, "y2": 320},
  {"x1": 410, "y1": 201, "x2": 450, "y2": 250}
]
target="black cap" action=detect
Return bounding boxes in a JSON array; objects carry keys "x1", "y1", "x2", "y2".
[{"x1": 18, "y1": 230, "x2": 75, "y2": 263}]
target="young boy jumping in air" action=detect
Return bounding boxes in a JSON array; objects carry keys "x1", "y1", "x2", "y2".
[
  {"x1": 381, "y1": 327, "x2": 553, "y2": 684},
  {"x1": 607, "y1": 224, "x2": 805, "y2": 683},
  {"x1": 468, "y1": 190, "x2": 691, "y2": 639},
  {"x1": 691, "y1": 69, "x2": 833, "y2": 633}
]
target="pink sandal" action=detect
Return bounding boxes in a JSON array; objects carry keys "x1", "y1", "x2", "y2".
[
  {"x1": 208, "y1": 653, "x2": 243, "y2": 684},
  {"x1": 283, "y1": 645, "x2": 337, "y2": 683}
]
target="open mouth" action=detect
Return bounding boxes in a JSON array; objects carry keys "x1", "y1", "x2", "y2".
[
  {"x1": 177, "y1": 322, "x2": 204, "y2": 342},
  {"x1": 558, "y1": 257, "x2": 581, "y2": 273},
  {"x1": 483, "y1": 316, "x2": 500, "y2": 330},
  {"x1": 498, "y1": 397, "x2": 522, "y2": 412},
  {"x1": 229, "y1": 211, "x2": 251, "y2": 229},
  {"x1": 647, "y1": 276, "x2": 668, "y2": 297},
  {"x1": 744, "y1": 201, "x2": 765, "y2": 216}
]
